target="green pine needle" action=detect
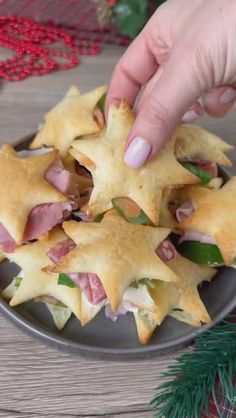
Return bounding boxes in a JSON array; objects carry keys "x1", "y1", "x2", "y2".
[{"x1": 150, "y1": 316, "x2": 236, "y2": 418}]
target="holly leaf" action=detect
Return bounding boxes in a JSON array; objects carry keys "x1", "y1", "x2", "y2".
[{"x1": 113, "y1": 0, "x2": 148, "y2": 38}]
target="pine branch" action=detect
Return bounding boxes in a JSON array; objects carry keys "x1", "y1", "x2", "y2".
[{"x1": 150, "y1": 316, "x2": 236, "y2": 418}]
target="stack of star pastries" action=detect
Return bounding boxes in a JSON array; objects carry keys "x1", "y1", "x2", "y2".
[{"x1": 1, "y1": 84, "x2": 234, "y2": 344}]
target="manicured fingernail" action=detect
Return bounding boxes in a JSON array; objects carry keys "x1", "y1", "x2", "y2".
[
  {"x1": 219, "y1": 88, "x2": 236, "y2": 104},
  {"x1": 182, "y1": 109, "x2": 203, "y2": 123},
  {"x1": 124, "y1": 137, "x2": 152, "y2": 168}
]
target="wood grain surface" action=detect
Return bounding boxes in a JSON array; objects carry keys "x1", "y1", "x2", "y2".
[{"x1": 0, "y1": 44, "x2": 235, "y2": 418}]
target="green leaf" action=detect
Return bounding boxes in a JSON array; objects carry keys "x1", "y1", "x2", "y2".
[
  {"x1": 178, "y1": 241, "x2": 224, "y2": 265},
  {"x1": 112, "y1": 197, "x2": 150, "y2": 225},
  {"x1": 113, "y1": 0, "x2": 148, "y2": 38},
  {"x1": 181, "y1": 162, "x2": 212, "y2": 186},
  {"x1": 97, "y1": 93, "x2": 106, "y2": 114},
  {"x1": 58, "y1": 273, "x2": 77, "y2": 288}
]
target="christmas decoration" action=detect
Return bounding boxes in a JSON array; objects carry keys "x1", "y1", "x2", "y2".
[{"x1": 150, "y1": 315, "x2": 236, "y2": 417}]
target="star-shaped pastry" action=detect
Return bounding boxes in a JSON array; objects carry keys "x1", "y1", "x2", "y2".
[
  {"x1": 133, "y1": 254, "x2": 215, "y2": 344},
  {"x1": 2, "y1": 227, "x2": 81, "y2": 320},
  {"x1": 177, "y1": 177, "x2": 236, "y2": 265},
  {"x1": 70, "y1": 101, "x2": 198, "y2": 225},
  {"x1": 0, "y1": 144, "x2": 67, "y2": 245},
  {"x1": 174, "y1": 123, "x2": 233, "y2": 166},
  {"x1": 30, "y1": 85, "x2": 106, "y2": 157},
  {"x1": 150, "y1": 254, "x2": 215, "y2": 325},
  {"x1": 49, "y1": 210, "x2": 179, "y2": 311}
]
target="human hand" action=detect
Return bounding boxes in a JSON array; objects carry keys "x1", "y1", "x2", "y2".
[{"x1": 106, "y1": 0, "x2": 236, "y2": 168}]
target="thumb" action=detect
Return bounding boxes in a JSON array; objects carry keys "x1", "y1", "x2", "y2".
[{"x1": 124, "y1": 58, "x2": 202, "y2": 168}]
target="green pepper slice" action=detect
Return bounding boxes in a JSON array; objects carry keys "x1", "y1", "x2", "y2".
[
  {"x1": 97, "y1": 93, "x2": 106, "y2": 114},
  {"x1": 58, "y1": 273, "x2": 77, "y2": 288},
  {"x1": 112, "y1": 197, "x2": 150, "y2": 225},
  {"x1": 179, "y1": 241, "x2": 224, "y2": 265},
  {"x1": 181, "y1": 162, "x2": 212, "y2": 186}
]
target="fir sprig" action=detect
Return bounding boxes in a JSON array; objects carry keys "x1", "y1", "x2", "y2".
[{"x1": 150, "y1": 316, "x2": 236, "y2": 418}]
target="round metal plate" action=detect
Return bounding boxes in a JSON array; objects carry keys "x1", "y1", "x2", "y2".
[{"x1": 0, "y1": 135, "x2": 235, "y2": 360}]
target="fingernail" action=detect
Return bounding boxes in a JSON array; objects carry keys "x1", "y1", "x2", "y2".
[
  {"x1": 182, "y1": 109, "x2": 203, "y2": 123},
  {"x1": 124, "y1": 137, "x2": 152, "y2": 168},
  {"x1": 219, "y1": 88, "x2": 236, "y2": 104}
]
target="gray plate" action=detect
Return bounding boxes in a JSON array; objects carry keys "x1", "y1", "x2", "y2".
[{"x1": 0, "y1": 134, "x2": 235, "y2": 360}]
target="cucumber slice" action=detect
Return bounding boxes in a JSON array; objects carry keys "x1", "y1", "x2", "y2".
[
  {"x1": 181, "y1": 162, "x2": 212, "y2": 186},
  {"x1": 112, "y1": 197, "x2": 150, "y2": 225},
  {"x1": 179, "y1": 241, "x2": 224, "y2": 265}
]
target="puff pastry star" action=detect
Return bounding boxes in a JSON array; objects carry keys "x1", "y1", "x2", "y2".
[
  {"x1": 0, "y1": 144, "x2": 67, "y2": 244},
  {"x1": 31, "y1": 85, "x2": 106, "y2": 156},
  {"x1": 50, "y1": 210, "x2": 179, "y2": 310},
  {"x1": 133, "y1": 254, "x2": 215, "y2": 344},
  {"x1": 70, "y1": 101, "x2": 198, "y2": 225},
  {"x1": 177, "y1": 177, "x2": 236, "y2": 264},
  {"x1": 2, "y1": 228, "x2": 81, "y2": 320},
  {"x1": 174, "y1": 123, "x2": 233, "y2": 166},
  {"x1": 150, "y1": 254, "x2": 215, "y2": 325}
]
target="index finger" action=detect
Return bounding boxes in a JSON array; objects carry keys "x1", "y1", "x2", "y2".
[{"x1": 105, "y1": 31, "x2": 158, "y2": 115}]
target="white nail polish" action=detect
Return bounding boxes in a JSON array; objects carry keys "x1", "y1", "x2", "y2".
[
  {"x1": 124, "y1": 137, "x2": 152, "y2": 168},
  {"x1": 219, "y1": 88, "x2": 236, "y2": 104}
]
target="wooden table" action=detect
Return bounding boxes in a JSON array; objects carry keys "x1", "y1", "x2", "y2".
[{"x1": 0, "y1": 44, "x2": 235, "y2": 418}]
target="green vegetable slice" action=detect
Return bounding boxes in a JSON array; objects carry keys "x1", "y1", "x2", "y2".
[
  {"x1": 15, "y1": 277, "x2": 22, "y2": 288},
  {"x1": 112, "y1": 197, "x2": 150, "y2": 225},
  {"x1": 94, "y1": 213, "x2": 104, "y2": 223},
  {"x1": 130, "y1": 278, "x2": 156, "y2": 290},
  {"x1": 181, "y1": 162, "x2": 212, "y2": 186},
  {"x1": 97, "y1": 93, "x2": 106, "y2": 113},
  {"x1": 58, "y1": 273, "x2": 77, "y2": 288},
  {"x1": 179, "y1": 241, "x2": 224, "y2": 265}
]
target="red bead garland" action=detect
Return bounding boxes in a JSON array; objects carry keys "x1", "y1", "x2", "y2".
[{"x1": 0, "y1": 16, "x2": 101, "y2": 81}]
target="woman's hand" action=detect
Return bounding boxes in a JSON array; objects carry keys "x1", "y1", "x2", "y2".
[{"x1": 106, "y1": 0, "x2": 236, "y2": 168}]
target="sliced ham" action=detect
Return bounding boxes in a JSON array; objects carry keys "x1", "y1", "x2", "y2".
[
  {"x1": 47, "y1": 240, "x2": 106, "y2": 304},
  {"x1": 93, "y1": 106, "x2": 105, "y2": 129},
  {"x1": 47, "y1": 239, "x2": 76, "y2": 264},
  {"x1": 0, "y1": 223, "x2": 18, "y2": 253},
  {"x1": 68, "y1": 272, "x2": 106, "y2": 305},
  {"x1": 179, "y1": 230, "x2": 216, "y2": 245},
  {"x1": 44, "y1": 159, "x2": 79, "y2": 197},
  {"x1": 180, "y1": 158, "x2": 218, "y2": 178},
  {"x1": 155, "y1": 239, "x2": 177, "y2": 262},
  {"x1": 176, "y1": 200, "x2": 196, "y2": 223},
  {"x1": 24, "y1": 202, "x2": 72, "y2": 242},
  {"x1": 74, "y1": 161, "x2": 92, "y2": 179}
]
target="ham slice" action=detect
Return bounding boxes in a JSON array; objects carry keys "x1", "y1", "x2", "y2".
[
  {"x1": 47, "y1": 239, "x2": 76, "y2": 264},
  {"x1": 176, "y1": 201, "x2": 196, "y2": 223},
  {"x1": 69, "y1": 272, "x2": 106, "y2": 305},
  {"x1": 74, "y1": 161, "x2": 92, "y2": 179},
  {"x1": 24, "y1": 202, "x2": 72, "y2": 242},
  {"x1": 180, "y1": 158, "x2": 218, "y2": 178},
  {"x1": 0, "y1": 223, "x2": 18, "y2": 252},
  {"x1": 156, "y1": 239, "x2": 177, "y2": 262},
  {"x1": 93, "y1": 106, "x2": 105, "y2": 130},
  {"x1": 44, "y1": 159, "x2": 79, "y2": 197},
  {"x1": 179, "y1": 230, "x2": 216, "y2": 244},
  {"x1": 47, "y1": 239, "x2": 106, "y2": 304}
]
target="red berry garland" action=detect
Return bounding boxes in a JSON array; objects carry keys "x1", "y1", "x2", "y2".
[{"x1": 0, "y1": 16, "x2": 101, "y2": 81}]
